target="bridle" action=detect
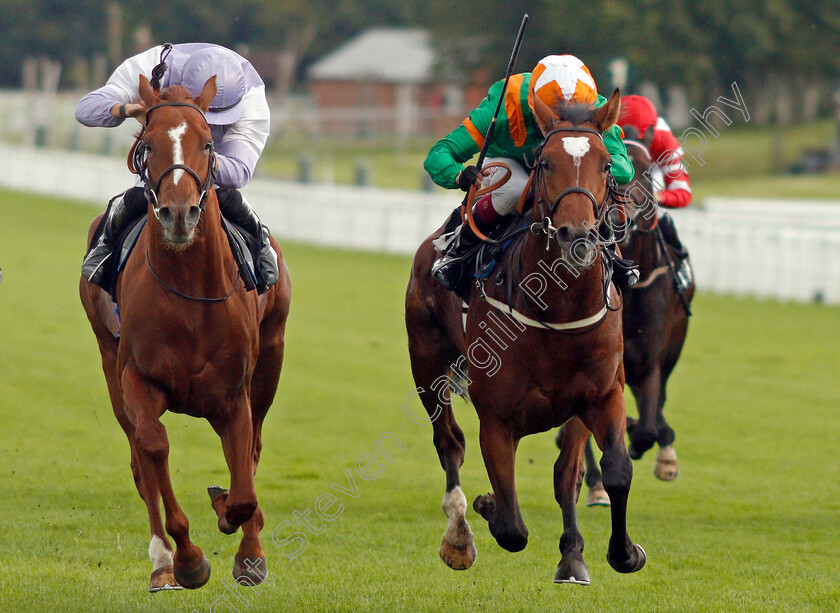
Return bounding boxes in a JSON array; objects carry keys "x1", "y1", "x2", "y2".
[
  {"x1": 127, "y1": 100, "x2": 238, "y2": 303},
  {"x1": 617, "y1": 139, "x2": 659, "y2": 235},
  {"x1": 130, "y1": 102, "x2": 217, "y2": 219},
  {"x1": 531, "y1": 126, "x2": 619, "y2": 249}
]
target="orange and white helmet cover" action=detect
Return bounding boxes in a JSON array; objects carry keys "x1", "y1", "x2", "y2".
[{"x1": 529, "y1": 54, "x2": 598, "y2": 110}]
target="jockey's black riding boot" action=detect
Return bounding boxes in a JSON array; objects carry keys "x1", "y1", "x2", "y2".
[
  {"x1": 216, "y1": 188, "x2": 279, "y2": 294},
  {"x1": 431, "y1": 221, "x2": 483, "y2": 291},
  {"x1": 81, "y1": 187, "x2": 147, "y2": 289},
  {"x1": 658, "y1": 212, "x2": 687, "y2": 257},
  {"x1": 658, "y1": 212, "x2": 691, "y2": 290},
  {"x1": 607, "y1": 242, "x2": 640, "y2": 293}
]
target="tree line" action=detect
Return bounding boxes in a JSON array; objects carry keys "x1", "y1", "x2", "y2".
[{"x1": 2, "y1": 0, "x2": 838, "y2": 122}]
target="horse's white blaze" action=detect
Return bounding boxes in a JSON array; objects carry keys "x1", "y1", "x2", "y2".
[
  {"x1": 167, "y1": 121, "x2": 188, "y2": 185},
  {"x1": 148, "y1": 535, "x2": 173, "y2": 570},
  {"x1": 562, "y1": 136, "x2": 591, "y2": 183}
]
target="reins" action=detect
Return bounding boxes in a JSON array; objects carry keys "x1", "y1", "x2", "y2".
[{"x1": 145, "y1": 248, "x2": 239, "y2": 303}]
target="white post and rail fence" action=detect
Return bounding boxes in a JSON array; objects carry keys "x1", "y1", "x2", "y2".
[{"x1": 1, "y1": 142, "x2": 838, "y2": 306}]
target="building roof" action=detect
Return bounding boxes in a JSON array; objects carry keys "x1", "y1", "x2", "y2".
[{"x1": 308, "y1": 28, "x2": 434, "y2": 84}]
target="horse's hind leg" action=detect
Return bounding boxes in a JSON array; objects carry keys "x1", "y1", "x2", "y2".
[
  {"x1": 627, "y1": 367, "x2": 662, "y2": 460},
  {"x1": 553, "y1": 417, "x2": 591, "y2": 585},
  {"x1": 584, "y1": 385, "x2": 646, "y2": 575},
  {"x1": 123, "y1": 366, "x2": 211, "y2": 590},
  {"x1": 653, "y1": 379, "x2": 679, "y2": 481},
  {"x1": 407, "y1": 308, "x2": 476, "y2": 570},
  {"x1": 557, "y1": 428, "x2": 609, "y2": 507}
]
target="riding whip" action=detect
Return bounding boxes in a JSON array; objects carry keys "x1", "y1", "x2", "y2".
[
  {"x1": 150, "y1": 43, "x2": 173, "y2": 90},
  {"x1": 463, "y1": 14, "x2": 529, "y2": 242},
  {"x1": 476, "y1": 14, "x2": 529, "y2": 171}
]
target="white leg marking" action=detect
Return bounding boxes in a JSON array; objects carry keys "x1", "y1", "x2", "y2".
[
  {"x1": 442, "y1": 486, "x2": 473, "y2": 547},
  {"x1": 167, "y1": 121, "x2": 188, "y2": 186},
  {"x1": 148, "y1": 534, "x2": 174, "y2": 571}
]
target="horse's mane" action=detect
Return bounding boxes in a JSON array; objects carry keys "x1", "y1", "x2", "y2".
[{"x1": 550, "y1": 102, "x2": 596, "y2": 127}]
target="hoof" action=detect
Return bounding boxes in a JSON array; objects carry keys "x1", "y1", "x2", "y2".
[
  {"x1": 586, "y1": 483, "x2": 610, "y2": 507},
  {"x1": 233, "y1": 554, "x2": 268, "y2": 585},
  {"x1": 149, "y1": 566, "x2": 183, "y2": 592},
  {"x1": 472, "y1": 493, "x2": 495, "y2": 522},
  {"x1": 607, "y1": 544, "x2": 646, "y2": 574},
  {"x1": 207, "y1": 485, "x2": 226, "y2": 501},
  {"x1": 554, "y1": 557, "x2": 590, "y2": 585},
  {"x1": 174, "y1": 555, "x2": 211, "y2": 589},
  {"x1": 440, "y1": 538, "x2": 477, "y2": 570},
  {"x1": 654, "y1": 446, "x2": 679, "y2": 481}
]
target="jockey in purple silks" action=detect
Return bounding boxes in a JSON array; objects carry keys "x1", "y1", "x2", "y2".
[{"x1": 76, "y1": 43, "x2": 279, "y2": 293}]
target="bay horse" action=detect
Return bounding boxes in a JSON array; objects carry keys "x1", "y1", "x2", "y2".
[
  {"x1": 575, "y1": 138, "x2": 695, "y2": 506},
  {"x1": 405, "y1": 90, "x2": 645, "y2": 584},
  {"x1": 80, "y1": 75, "x2": 291, "y2": 591}
]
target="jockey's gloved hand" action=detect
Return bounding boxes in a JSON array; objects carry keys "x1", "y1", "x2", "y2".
[{"x1": 456, "y1": 166, "x2": 481, "y2": 192}]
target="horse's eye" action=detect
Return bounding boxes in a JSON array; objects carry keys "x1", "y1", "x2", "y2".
[
  {"x1": 604, "y1": 161, "x2": 612, "y2": 173},
  {"x1": 204, "y1": 142, "x2": 212, "y2": 151},
  {"x1": 539, "y1": 159, "x2": 550, "y2": 170}
]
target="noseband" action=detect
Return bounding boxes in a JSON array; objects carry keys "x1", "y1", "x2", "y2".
[{"x1": 131, "y1": 102, "x2": 217, "y2": 218}]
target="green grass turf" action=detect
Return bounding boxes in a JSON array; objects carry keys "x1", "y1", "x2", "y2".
[{"x1": 0, "y1": 189, "x2": 839, "y2": 612}]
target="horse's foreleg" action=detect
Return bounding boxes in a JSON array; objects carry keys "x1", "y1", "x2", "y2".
[
  {"x1": 417, "y1": 379, "x2": 476, "y2": 570},
  {"x1": 585, "y1": 385, "x2": 646, "y2": 575},
  {"x1": 475, "y1": 419, "x2": 528, "y2": 552},
  {"x1": 123, "y1": 367, "x2": 210, "y2": 590},
  {"x1": 407, "y1": 312, "x2": 475, "y2": 571},
  {"x1": 553, "y1": 417, "x2": 591, "y2": 585},
  {"x1": 213, "y1": 398, "x2": 258, "y2": 529},
  {"x1": 233, "y1": 413, "x2": 268, "y2": 585}
]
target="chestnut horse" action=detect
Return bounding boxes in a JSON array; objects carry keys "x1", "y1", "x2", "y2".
[
  {"x1": 576, "y1": 139, "x2": 695, "y2": 506},
  {"x1": 406, "y1": 90, "x2": 645, "y2": 584},
  {"x1": 80, "y1": 76, "x2": 291, "y2": 591}
]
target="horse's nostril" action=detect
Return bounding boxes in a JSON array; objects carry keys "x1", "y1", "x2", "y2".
[
  {"x1": 158, "y1": 207, "x2": 173, "y2": 226},
  {"x1": 557, "y1": 226, "x2": 573, "y2": 244},
  {"x1": 186, "y1": 205, "x2": 201, "y2": 226}
]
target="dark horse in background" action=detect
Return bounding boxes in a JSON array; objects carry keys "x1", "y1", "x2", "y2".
[
  {"x1": 80, "y1": 76, "x2": 291, "y2": 591},
  {"x1": 406, "y1": 90, "x2": 645, "y2": 585},
  {"x1": 573, "y1": 137, "x2": 695, "y2": 507}
]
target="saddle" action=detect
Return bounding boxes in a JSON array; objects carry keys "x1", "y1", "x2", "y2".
[{"x1": 434, "y1": 208, "x2": 532, "y2": 303}]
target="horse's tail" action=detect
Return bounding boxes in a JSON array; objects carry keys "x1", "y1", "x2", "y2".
[{"x1": 448, "y1": 365, "x2": 471, "y2": 402}]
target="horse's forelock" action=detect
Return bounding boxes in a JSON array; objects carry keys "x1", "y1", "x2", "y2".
[
  {"x1": 550, "y1": 102, "x2": 596, "y2": 127},
  {"x1": 159, "y1": 85, "x2": 193, "y2": 103}
]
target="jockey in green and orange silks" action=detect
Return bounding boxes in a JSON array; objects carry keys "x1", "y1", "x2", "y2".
[{"x1": 424, "y1": 55, "x2": 635, "y2": 292}]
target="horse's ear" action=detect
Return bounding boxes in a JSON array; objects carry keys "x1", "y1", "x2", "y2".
[
  {"x1": 594, "y1": 89, "x2": 621, "y2": 133},
  {"x1": 138, "y1": 75, "x2": 156, "y2": 108},
  {"x1": 194, "y1": 76, "x2": 217, "y2": 113},
  {"x1": 532, "y1": 94, "x2": 557, "y2": 136}
]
